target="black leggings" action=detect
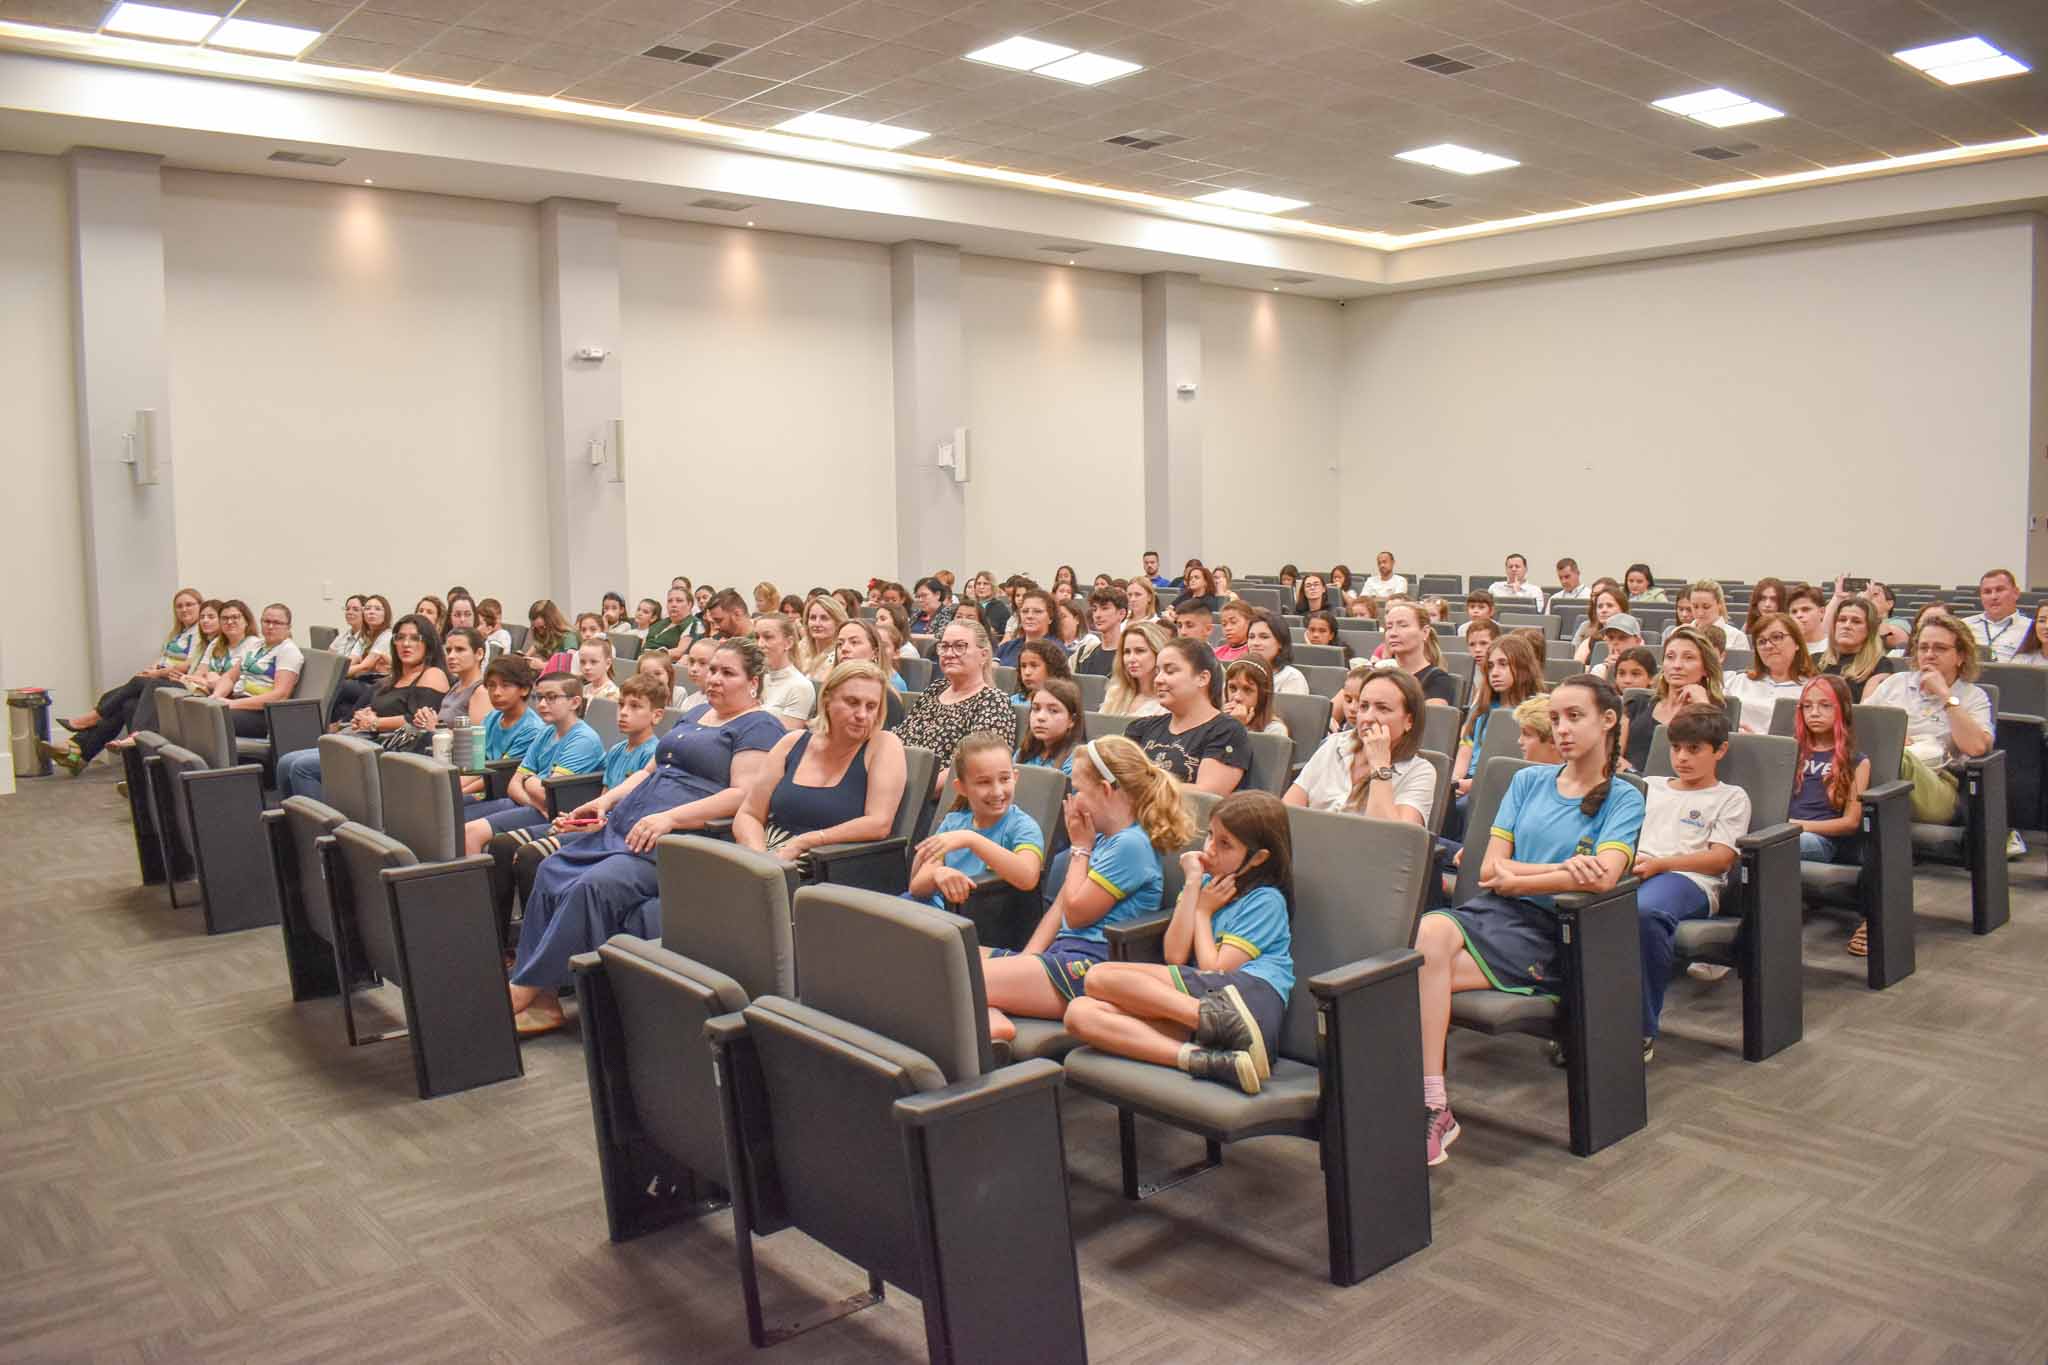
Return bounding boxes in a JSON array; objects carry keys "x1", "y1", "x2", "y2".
[
  {"x1": 330, "y1": 676, "x2": 383, "y2": 722},
  {"x1": 75, "y1": 675, "x2": 154, "y2": 764}
]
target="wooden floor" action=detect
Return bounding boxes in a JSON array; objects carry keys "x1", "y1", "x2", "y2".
[{"x1": 7, "y1": 765, "x2": 2048, "y2": 1363}]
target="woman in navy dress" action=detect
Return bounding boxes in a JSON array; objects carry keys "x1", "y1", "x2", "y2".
[{"x1": 508, "y1": 637, "x2": 784, "y2": 1036}]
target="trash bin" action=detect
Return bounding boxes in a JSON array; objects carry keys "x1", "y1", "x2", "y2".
[{"x1": 9, "y1": 688, "x2": 52, "y2": 779}]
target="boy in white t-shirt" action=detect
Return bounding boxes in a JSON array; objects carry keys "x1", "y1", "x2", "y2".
[{"x1": 1632, "y1": 703, "x2": 1751, "y2": 1056}]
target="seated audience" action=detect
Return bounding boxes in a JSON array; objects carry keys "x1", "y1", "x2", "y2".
[
  {"x1": 1821, "y1": 597, "x2": 1901, "y2": 701},
  {"x1": 1125, "y1": 576, "x2": 1161, "y2": 625},
  {"x1": 1214, "y1": 600, "x2": 1253, "y2": 661},
  {"x1": 212, "y1": 603, "x2": 304, "y2": 737},
  {"x1": 413, "y1": 596, "x2": 446, "y2": 633},
  {"x1": 1687, "y1": 580, "x2": 1744, "y2": 652},
  {"x1": 1724, "y1": 611, "x2": 1816, "y2": 734},
  {"x1": 523, "y1": 600, "x2": 574, "y2": 673},
  {"x1": 1624, "y1": 563, "x2": 1666, "y2": 603},
  {"x1": 53, "y1": 587, "x2": 205, "y2": 771},
  {"x1": 1243, "y1": 609, "x2": 1306, "y2": 695},
  {"x1": 910, "y1": 732, "x2": 1047, "y2": 907},
  {"x1": 874, "y1": 602, "x2": 919, "y2": 661},
  {"x1": 507, "y1": 638, "x2": 784, "y2": 1036},
  {"x1": 1492, "y1": 553, "x2": 1545, "y2": 611},
  {"x1": 330, "y1": 594, "x2": 365, "y2": 661},
  {"x1": 979, "y1": 736, "x2": 1190, "y2": 1043},
  {"x1": 416, "y1": 626, "x2": 492, "y2": 731},
  {"x1": 1019, "y1": 678, "x2": 1085, "y2": 776},
  {"x1": 1743, "y1": 578, "x2": 1787, "y2": 637},
  {"x1": 1380, "y1": 600, "x2": 1460, "y2": 706},
  {"x1": 1295, "y1": 572, "x2": 1336, "y2": 616},
  {"x1": 626, "y1": 597, "x2": 659, "y2": 640},
  {"x1": 1632, "y1": 704, "x2": 1750, "y2": 1051},
  {"x1": 330, "y1": 594, "x2": 393, "y2": 719},
  {"x1": 1608, "y1": 645, "x2": 1657, "y2": 691},
  {"x1": 1054, "y1": 599, "x2": 1088, "y2": 651},
  {"x1": 897, "y1": 619, "x2": 1019, "y2": 790},
  {"x1": 445, "y1": 594, "x2": 478, "y2": 636},
  {"x1": 1285, "y1": 668, "x2": 1436, "y2": 827},
  {"x1": 1012, "y1": 638, "x2": 1072, "y2": 705},
  {"x1": 1127, "y1": 638, "x2": 1250, "y2": 796},
  {"x1": 599, "y1": 592, "x2": 628, "y2": 633},
  {"x1": 462, "y1": 671, "x2": 604, "y2": 852},
  {"x1": 576, "y1": 636, "x2": 619, "y2": 703},
  {"x1": 1224, "y1": 659, "x2": 1289, "y2": 737},
  {"x1": 797, "y1": 593, "x2": 849, "y2": 682},
  {"x1": 1623, "y1": 626, "x2": 1726, "y2": 771},
  {"x1": 1413, "y1": 676, "x2": 1644, "y2": 1165},
  {"x1": 752, "y1": 581, "x2": 781, "y2": 616},
  {"x1": 1141, "y1": 549, "x2": 1174, "y2": 588},
  {"x1": 1552, "y1": 558, "x2": 1588, "y2": 603},
  {"x1": 909, "y1": 576, "x2": 954, "y2": 637},
  {"x1": 1361, "y1": 550, "x2": 1406, "y2": 599},
  {"x1": 1864, "y1": 611, "x2": 1996, "y2": 829},
  {"x1": 1173, "y1": 599, "x2": 1214, "y2": 642},
  {"x1": 1303, "y1": 611, "x2": 1341, "y2": 647},
  {"x1": 1788, "y1": 676, "x2": 1872, "y2": 950},
  {"x1": 1328, "y1": 564, "x2": 1356, "y2": 604},
  {"x1": 1103, "y1": 621, "x2": 1170, "y2": 718},
  {"x1": 1785, "y1": 583, "x2": 1830, "y2": 655},
  {"x1": 1569, "y1": 583, "x2": 1629, "y2": 661},
  {"x1": 573, "y1": 611, "x2": 605, "y2": 645},
  {"x1": 477, "y1": 598, "x2": 512, "y2": 655},
  {"x1": 1449, "y1": 634, "x2": 1546, "y2": 833},
  {"x1": 832, "y1": 616, "x2": 906, "y2": 690},
  {"x1": 2010, "y1": 602, "x2": 2048, "y2": 667},
  {"x1": 1966, "y1": 567, "x2": 2025, "y2": 662},
  {"x1": 1173, "y1": 563, "x2": 1222, "y2": 615},
  {"x1": 1350, "y1": 595, "x2": 1383, "y2": 622},
  {"x1": 733, "y1": 660, "x2": 907, "y2": 862},
  {"x1": 752, "y1": 614, "x2": 817, "y2": 728},
  {"x1": 1514, "y1": 693, "x2": 1563, "y2": 762},
  {"x1": 995, "y1": 589, "x2": 1057, "y2": 667},
  {"x1": 1457, "y1": 589, "x2": 1496, "y2": 639},
  {"x1": 1066, "y1": 790, "x2": 1294, "y2": 1095}
]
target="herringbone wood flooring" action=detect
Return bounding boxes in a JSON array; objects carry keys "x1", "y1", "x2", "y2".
[{"x1": 6, "y1": 767, "x2": 2048, "y2": 1363}]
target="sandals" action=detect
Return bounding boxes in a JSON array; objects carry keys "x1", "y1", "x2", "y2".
[
  {"x1": 1847, "y1": 922, "x2": 1869, "y2": 957},
  {"x1": 40, "y1": 742, "x2": 84, "y2": 776},
  {"x1": 513, "y1": 1007, "x2": 566, "y2": 1039}
]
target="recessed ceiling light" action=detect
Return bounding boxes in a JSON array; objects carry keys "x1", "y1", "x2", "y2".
[
  {"x1": 209, "y1": 17, "x2": 320, "y2": 55},
  {"x1": 1034, "y1": 52, "x2": 1141, "y2": 85},
  {"x1": 963, "y1": 35, "x2": 1142, "y2": 85},
  {"x1": 1194, "y1": 188, "x2": 1311, "y2": 213},
  {"x1": 103, "y1": 2, "x2": 218, "y2": 42},
  {"x1": 964, "y1": 36, "x2": 1075, "y2": 71},
  {"x1": 1894, "y1": 36, "x2": 2030, "y2": 86},
  {"x1": 1394, "y1": 143, "x2": 1518, "y2": 175},
  {"x1": 1651, "y1": 88, "x2": 1783, "y2": 128},
  {"x1": 773, "y1": 111, "x2": 928, "y2": 149}
]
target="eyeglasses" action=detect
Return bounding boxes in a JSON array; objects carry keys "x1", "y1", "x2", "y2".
[
  {"x1": 936, "y1": 641, "x2": 974, "y2": 654},
  {"x1": 1756, "y1": 632, "x2": 1794, "y2": 647},
  {"x1": 260, "y1": 617, "x2": 289, "y2": 628}
]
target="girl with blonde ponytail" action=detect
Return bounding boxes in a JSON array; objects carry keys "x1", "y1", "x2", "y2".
[
  {"x1": 1408, "y1": 673, "x2": 1644, "y2": 1168},
  {"x1": 980, "y1": 735, "x2": 1192, "y2": 1043}
]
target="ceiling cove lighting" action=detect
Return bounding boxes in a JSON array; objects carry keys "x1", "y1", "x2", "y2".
[
  {"x1": 964, "y1": 35, "x2": 1142, "y2": 86},
  {"x1": 208, "y1": 17, "x2": 320, "y2": 55},
  {"x1": 1394, "y1": 143, "x2": 1518, "y2": 174},
  {"x1": 103, "y1": 2, "x2": 218, "y2": 42},
  {"x1": 1193, "y1": 188, "x2": 1311, "y2": 213},
  {"x1": 1894, "y1": 36, "x2": 2030, "y2": 86},
  {"x1": 772, "y1": 111, "x2": 928, "y2": 149},
  {"x1": 1651, "y1": 87, "x2": 1784, "y2": 128}
]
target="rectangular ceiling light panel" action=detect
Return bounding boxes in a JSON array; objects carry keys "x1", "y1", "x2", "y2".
[
  {"x1": 1652, "y1": 87, "x2": 1783, "y2": 127},
  {"x1": 1395, "y1": 143, "x2": 1518, "y2": 174},
  {"x1": 104, "y1": 3, "x2": 219, "y2": 41},
  {"x1": 773, "y1": 111, "x2": 928, "y2": 148},
  {"x1": 1894, "y1": 36, "x2": 2029, "y2": 85},
  {"x1": 965, "y1": 34, "x2": 1142, "y2": 85},
  {"x1": 1194, "y1": 188, "x2": 1311, "y2": 213},
  {"x1": 210, "y1": 17, "x2": 320, "y2": 54}
]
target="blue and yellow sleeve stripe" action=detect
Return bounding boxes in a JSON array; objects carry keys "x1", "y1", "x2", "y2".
[
  {"x1": 1596, "y1": 840, "x2": 1636, "y2": 857},
  {"x1": 1490, "y1": 827, "x2": 1515, "y2": 846},
  {"x1": 1087, "y1": 867, "x2": 1126, "y2": 898},
  {"x1": 1218, "y1": 933, "x2": 1262, "y2": 961},
  {"x1": 1013, "y1": 841, "x2": 1045, "y2": 859}
]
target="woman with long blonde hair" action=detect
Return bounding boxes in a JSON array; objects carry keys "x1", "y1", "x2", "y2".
[
  {"x1": 796, "y1": 593, "x2": 849, "y2": 681},
  {"x1": 1104, "y1": 620, "x2": 1171, "y2": 717}
]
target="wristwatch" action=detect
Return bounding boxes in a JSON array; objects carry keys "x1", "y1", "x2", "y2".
[
  {"x1": 1373, "y1": 765, "x2": 1396, "y2": 782},
  {"x1": 1944, "y1": 695, "x2": 1960, "y2": 709}
]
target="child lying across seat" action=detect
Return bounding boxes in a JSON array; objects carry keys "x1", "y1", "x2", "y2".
[{"x1": 1065, "y1": 791, "x2": 1294, "y2": 1097}]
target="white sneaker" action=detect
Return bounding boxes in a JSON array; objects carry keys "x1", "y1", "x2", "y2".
[
  {"x1": 2006, "y1": 831, "x2": 2027, "y2": 861},
  {"x1": 1686, "y1": 963, "x2": 1731, "y2": 983}
]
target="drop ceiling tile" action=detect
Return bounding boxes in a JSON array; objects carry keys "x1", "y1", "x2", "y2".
[
  {"x1": 824, "y1": 0, "x2": 944, "y2": 40},
  {"x1": 770, "y1": 79, "x2": 862, "y2": 104},
  {"x1": 820, "y1": 91, "x2": 924, "y2": 119},
  {"x1": 515, "y1": 42, "x2": 617, "y2": 76},
  {"x1": 307, "y1": 35, "x2": 409, "y2": 67},
  {"x1": 474, "y1": 61, "x2": 575, "y2": 91},
  {"x1": 717, "y1": 45, "x2": 826, "y2": 78},
  {"x1": 362, "y1": 0, "x2": 483, "y2": 23},
  {"x1": 729, "y1": 0, "x2": 849, "y2": 20},
  {"x1": 671, "y1": 66, "x2": 783, "y2": 97},
  {"x1": 334, "y1": 9, "x2": 448, "y2": 46},
  {"x1": 391, "y1": 48, "x2": 498, "y2": 79},
  {"x1": 559, "y1": 68, "x2": 680, "y2": 103},
  {"x1": 0, "y1": 0, "x2": 108, "y2": 29},
  {"x1": 1420, "y1": 0, "x2": 1556, "y2": 41},
  {"x1": 424, "y1": 24, "x2": 530, "y2": 58},
  {"x1": 554, "y1": 16, "x2": 677, "y2": 51},
  {"x1": 1085, "y1": 0, "x2": 1213, "y2": 30},
  {"x1": 677, "y1": 7, "x2": 794, "y2": 45},
  {"x1": 707, "y1": 101, "x2": 794, "y2": 127},
  {"x1": 593, "y1": 0, "x2": 724, "y2": 26},
  {"x1": 766, "y1": 23, "x2": 875, "y2": 58},
  {"x1": 225, "y1": 0, "x2": 357, "y2": 28},
  {"x1": 631, "y1": 85, "x2": 732, "y2": 114}
]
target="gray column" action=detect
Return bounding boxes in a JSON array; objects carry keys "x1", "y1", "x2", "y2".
[
  {"x1": 539, "y1": 199, "x2": 627, "y2": 613},
  {"x1": 890, "y1": 240, "x2": 965, "y2": 580},
  {"x1": 68, "y1": 148, "x2": 179, "y2": 691},
  {"x1": 1142, "y1": 271, "x2": 1203, "y2": 567}
]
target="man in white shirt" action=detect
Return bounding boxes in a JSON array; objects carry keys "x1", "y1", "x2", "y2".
[
  {"x1": 1965, "y1": 567, "x2": 2025, "y2": 663},
  {"x1": 1493, "y1": 553, "x2": 1545, "y2": 612},
  {"x1": 1551, "y1": 557, "x2": 1589, "y2": 603},
  {"x1": 1360, "y1": 550, "x2": 1407, "y2": 599}
]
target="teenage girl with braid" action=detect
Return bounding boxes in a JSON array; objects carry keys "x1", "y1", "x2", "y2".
[{"x1": 1411, "y1": 674, "x2": 1645, "y2": 1167}]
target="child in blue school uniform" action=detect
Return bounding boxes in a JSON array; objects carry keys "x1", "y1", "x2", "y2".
[
  {"x1": 1066, "y1": 790, "x2": 1294, "y2": 1096},
  {"x1": 910, "y1": 733, "x2": 1046, "y2": 909},
  {"x1": 1017, "y1": 678, "x2": 1086, "y2": 778}
]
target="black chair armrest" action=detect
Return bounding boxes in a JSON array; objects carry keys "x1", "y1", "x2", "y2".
[
  {"x1": 953, "y1": 875, "x2": 1040, "y2": 953},
  {"x1": 1552, "y1": 876, "x2": 1639, "y2": 919},
  {"x1": 1308, "y1": 947, "x2": 1423, "y2": 999},
  {"x1": 481, "y1": 758, "x2": 518, "y2": 801},
  {"x1": 806, "y1": 836, "x2": 911, "y2": 894},
  {"x1": 1102, "y1": 910, "x2": 1173, "y2": 958},
  {"x1": 1555, "y1": 876, "x2": 1647, "y2": 1156},
  {"x1": 893, "y1": 1059, "x2": 1065, "y2": 1127},
  {"x1": 1959, "y1": 749, "x2": 2009, "y2": 935},
  {"x1": 1993, "y1": 712, "x2": 2043, "y2": 831},
  {"x1": 544, "y1": 772, "x2": 604, "y2": 818},
  {"x1": 264, "y1": 697, "x2": 325, "y2": 761},
  {"x1": 1736, "y1": 821, "x2": 1799, "y2": 854}
]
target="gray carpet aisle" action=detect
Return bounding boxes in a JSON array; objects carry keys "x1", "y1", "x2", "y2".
[{"x1": 5, "y1": 766, "x2": 2048, "y2": 1363}]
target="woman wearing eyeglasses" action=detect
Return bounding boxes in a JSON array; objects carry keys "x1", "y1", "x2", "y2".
[
  {"x1": 896, "y1": 618, "x2": 1018, "y2": 793},
  {"x1": 212, "y1": 603, "x2": 304, "y2": 737},
  {"x1": 275, "y1": 614, "x2": 449, "y2": 801},
  {"x1": 1722, "y1": 611, "x2": 1816, "y2": 734}
]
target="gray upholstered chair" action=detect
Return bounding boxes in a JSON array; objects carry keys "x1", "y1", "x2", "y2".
[
  {"x1": 320, "y1": 752, "x2": 516, "y2": 1096},
  {"x1": 1446, "y1": 756, "x2": 1648, "y2": 1157},
  {"x1": 711, "y1": 885, "x2": 1084, "y2": 1357},
  {"x1": 237, "y1": 647, "x2": 344, "y2": 780},
  {"x1": 1420, "y1": 701, "x2": 1459, "y2": 757},
  {"x1": 1063, "y1": 807, "x2": 1434, "y2": 1286},
  {"x1": 1643, "y1": 730, "x2": 1803, "y2": 1060},
  {"x1": 262, "y1": 736, "x2": 385, "y2": 1001},
  {"x1": 1418, "y1": 748, "x2": 1453, "y2": 837},
  {"x1": 147, "y1": 694, "x2": 278, "y2": 934},
  {"x1": 1242, "y1": 729, "x2": 1295, "y2": 796},
  {"x1": 608, "y1": 630, "x2": 641, "y2": 661},
  {"x1": 118, "y1": 685, "x2": 194, "y2": 886},
  {"x1": 800, "y1": 744, "x2": 938, "y2": 894},
  {"x1": 1767, "y1": 700, "x2": 1916, "y2": 988},
  {"x1": 1904, "y1": 682, "x2": 2011, "y2": 938},
  {"x1": 1083, "y1": 710, "x2": 1132, "y2": 738},
  {"x1": 1979, "y1": 663, "x2": 2045, "y2": 833},
  {"x1": 1273, "y1": 691, "x2": 1333, "y2": 765}
]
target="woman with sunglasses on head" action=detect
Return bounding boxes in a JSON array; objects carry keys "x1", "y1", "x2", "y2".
[{"x1": 275, "y1": 615, "x2": 449, "y2": 800}]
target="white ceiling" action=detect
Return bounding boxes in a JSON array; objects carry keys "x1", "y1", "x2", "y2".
[{"x1": 3, "y1": 0, "x2": 2043, "y2": 234}]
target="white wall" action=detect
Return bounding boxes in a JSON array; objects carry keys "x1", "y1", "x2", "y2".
[
  {"x1": 0, "y1": 153, "x2": 90, "y2": 715},
  {"x1": 961, "y1": 256, "x2": 1144, "y2": 581},
  {"x1": 1201, "y1": 285, "x2": 1344, "y2": 576},
  {"x1": 1338, "y1": 218, "x2": 2037, "y2": 587},
  {"x1": 163, "y1": 171, "x2": 547, "y2": 633},
  {"x1": 620, "y1": 217, "x2": 896, "y2": 599}
]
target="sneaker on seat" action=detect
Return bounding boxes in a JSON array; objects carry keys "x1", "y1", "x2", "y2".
[{"x1": 1183, "y1": 1047, "x2": 1260, "y2": 1095}]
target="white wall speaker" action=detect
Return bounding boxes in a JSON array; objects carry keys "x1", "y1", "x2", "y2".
[
  {"x1": 608, "y1": 417, "x2": 626, "y2": 484},
  {"x1": 127, "y1": 408, "x2": 161, "y2": 486}
]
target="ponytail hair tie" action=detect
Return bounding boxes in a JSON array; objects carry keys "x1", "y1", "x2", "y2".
[{"x1": 1083, "y1": 740, "x2": 1117, "y2": 786}]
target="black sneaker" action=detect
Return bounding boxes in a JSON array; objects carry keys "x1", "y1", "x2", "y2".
[
  {"x1": 1184, "y1": 1046, "x2": 1261, "y2": 1095},
  {"x1": 1546, "y1": 1038, "x2": 1654, "y2": 1065},
  {"x1": 1196, "y1": 987, "x2": 1270, "y2": 1080}
]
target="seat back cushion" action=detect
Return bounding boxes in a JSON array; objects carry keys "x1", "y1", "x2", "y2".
[
  {"x1": 173, "y1": 695, "x2": 236, "y2": 770},
  {"x1": 657, "y1": 836, "x2": 795, "y2": 1001},
  {"x1": 895, "y1": 745, "x2": 937, "y2": 841},
  {"x1": 1453, "y1": 756, "x2": 1536, "y2": 908},
  {"x1": 281, "y1": 795, "x2": 348, "y2": 943},
  {"x1": 792, "y1": 886, "x2": 988, "y2": 1083},
  {"x1": 1012, "y1": 764, "x2": 1068, "y2": 855},
  {"x1": 160, "y1": 744, "x2": 208, "y2": 851},
  {"x1": 743, "y1": 996, "x2": 938, "y2": 1293},
  {"x1": 297, "y1": 649, "x2": 345, "y2": 713},
  {"x1": 1648, "y1": 730, "x2": 1796, "y2": 830},
  {"x1": 1283, "y1": 807, "x2": 1433, "y2": 1063},
  {"x1": 378, "y1": 752, "x2": 465, "y2": 863},
  {"x1": 331, "y1": 821, "x2": 418, "y2": 982},
  {"x1": 320, "y1": 734, "x2": 384, "y2": 830}
]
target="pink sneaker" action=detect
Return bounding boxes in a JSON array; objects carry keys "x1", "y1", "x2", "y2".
[{"x1": 1426, "y1": 1106, "x2": 1460, "y2": 1167}]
